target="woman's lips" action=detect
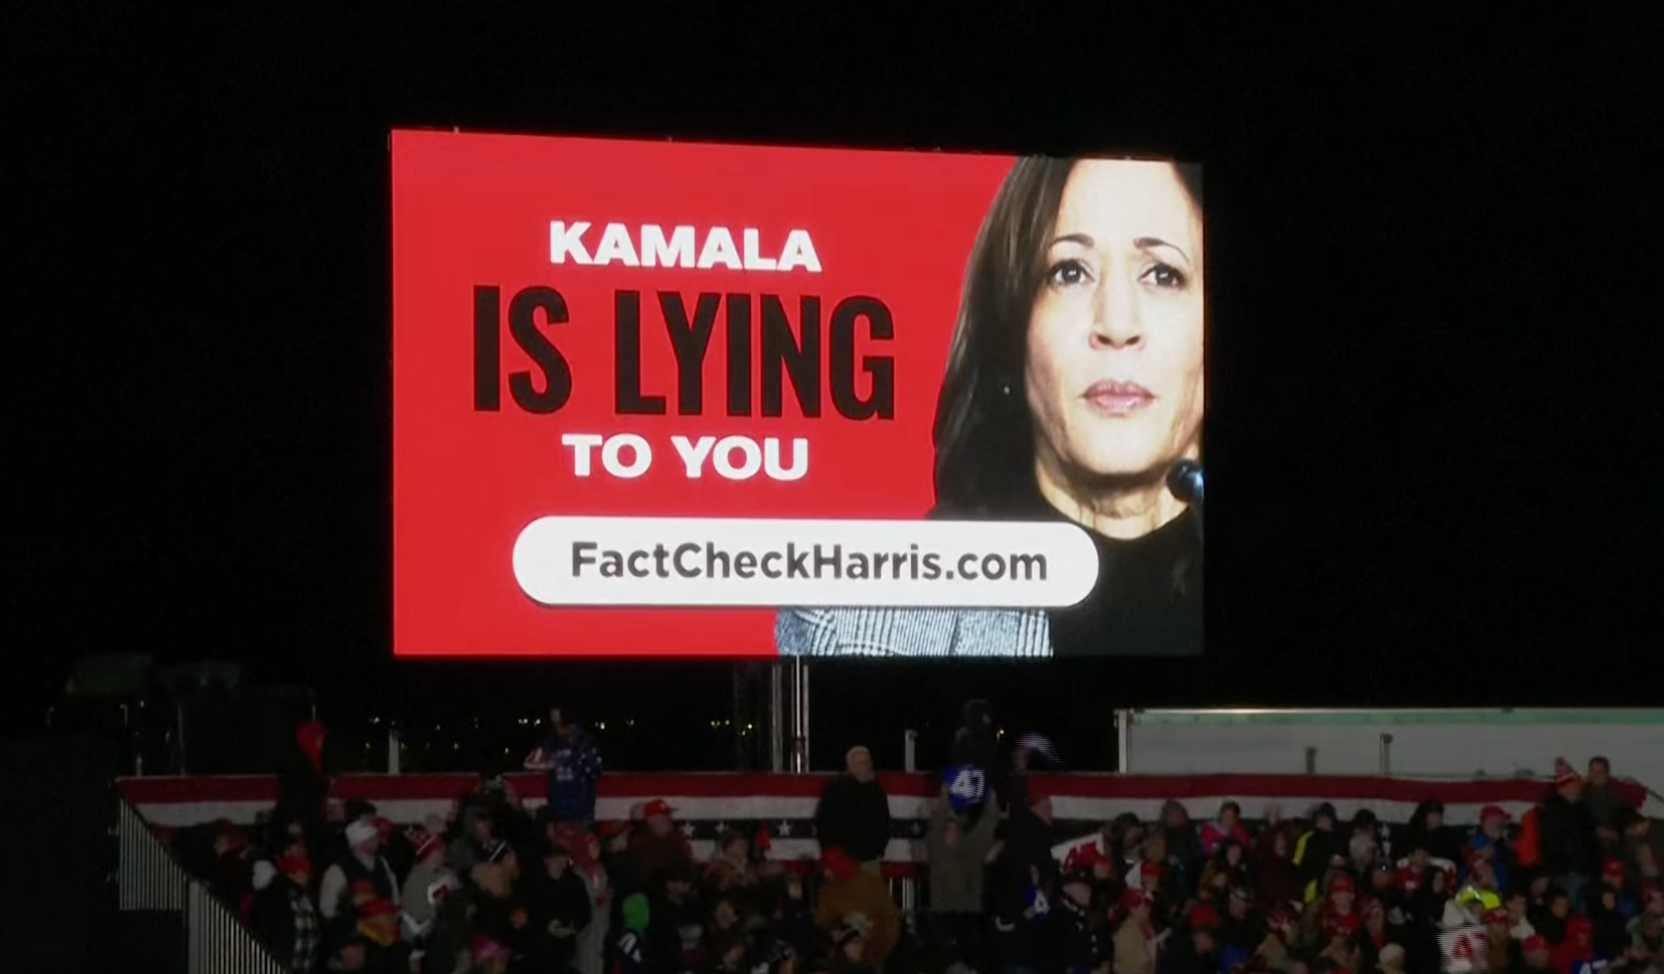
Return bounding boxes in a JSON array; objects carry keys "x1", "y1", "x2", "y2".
[{"x1": 1082, "y1": 379, "x2": 1155, "y2": 415}]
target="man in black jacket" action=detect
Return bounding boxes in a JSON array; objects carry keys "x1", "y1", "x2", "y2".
[
  {"x1": 1539, "y1": 759, "x2": 1599, "y2": 909},
  {"x1": 815, "y1": 746, "x2": 891, "y2": 873}
]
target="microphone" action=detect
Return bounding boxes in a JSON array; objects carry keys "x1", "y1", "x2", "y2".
[{"x1": 1166, "y1": 459, "x2": 1204, "y2": 509}]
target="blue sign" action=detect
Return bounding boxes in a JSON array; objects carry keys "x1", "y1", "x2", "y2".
[{"x1": 944, "y1": 764, "x2": 988, "y2": 811}]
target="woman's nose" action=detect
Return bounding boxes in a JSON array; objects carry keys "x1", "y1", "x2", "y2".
[{"x1": 1089, "y1": 277, "x2": 1143, "y2": 348}]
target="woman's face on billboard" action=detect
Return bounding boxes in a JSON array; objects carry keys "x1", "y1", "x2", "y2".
[{"x1": 1024, "y1": 160, "x2": 1204, "y2": 491}]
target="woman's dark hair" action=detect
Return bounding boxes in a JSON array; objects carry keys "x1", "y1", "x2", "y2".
[{"x1": 932, "y1": 157, "x2": 1203, "y2": 514}]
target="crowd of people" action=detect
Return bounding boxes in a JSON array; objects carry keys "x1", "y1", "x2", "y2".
[{"x1": 170, "y1": 703, "x2": 1664, "y2": 974}]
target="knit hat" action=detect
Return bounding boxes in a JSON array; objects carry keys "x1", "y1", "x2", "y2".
[
  {"x1": 622, "y1": 893, "x2": 650, "y2": 933},
  {"x1": 407, "y1": 826, "x2": 442, "y2": 862}
]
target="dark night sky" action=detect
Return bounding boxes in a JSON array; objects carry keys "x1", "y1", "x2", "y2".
[{"x1": 6, "y1": 11, "x2": 1660, "y2": 763}]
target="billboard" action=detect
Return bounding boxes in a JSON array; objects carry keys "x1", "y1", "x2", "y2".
[{"x1": 393, "y1": 130, "x2": 1203, "y2": 657}]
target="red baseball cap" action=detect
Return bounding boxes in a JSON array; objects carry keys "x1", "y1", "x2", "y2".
[
  {"x1": 1189, "y1": 903, "x2": 1222, "y2": 929},
  {"x1": 822, "y1": 847, "x2": 857, "y2": 881},
  {"x1": 359, "y1": 898, "x2": 399, "y2": 919},
  {"x1": 1484, "y1": 907, "x2": 1510, "y2": 926},
  {"x1": 1523, "y1": 935, "x2": 1548, "y2": 953},
  {"x1": 1479, "y1": 805, "x2": 1509, "y2": 823},
  {"x1": 1603, "y1": 857, "x2": 1627, "y2": 878},
  {"x1": 642, "y1": 799, "x2": 675, "y2": 819},
  {"x1": 1330, "y1": 874, "x2": 1356, "y2": 893},
  {"x1": 1139, "y1": 860, "x2": 1162, "y2": 878}
]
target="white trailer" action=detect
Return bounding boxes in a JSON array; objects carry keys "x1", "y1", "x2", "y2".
[{"x1": 1119, "y1": 708, "x2": 1664, "y2": 795}]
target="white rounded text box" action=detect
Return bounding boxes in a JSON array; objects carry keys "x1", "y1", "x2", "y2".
[{"x1": 511, "y1": 517, "x2": 1098, "y2": 608}]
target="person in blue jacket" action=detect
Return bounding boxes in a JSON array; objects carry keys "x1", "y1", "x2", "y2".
[{"x1": 525, "y1": 704, "x2": 603, "y2": 827}]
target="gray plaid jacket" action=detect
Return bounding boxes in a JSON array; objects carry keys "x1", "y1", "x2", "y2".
[{"x1": 774, "y1": 606, "x2": 1051, "y2": 658}]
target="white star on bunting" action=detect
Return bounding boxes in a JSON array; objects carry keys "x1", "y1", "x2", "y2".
[
  {"x1": 777, "y1": 821, "x2": 793, "y2": 837},
  {"x1": 713, "y1": 822, "x2": 729, "y2": 835},
  {"x1": 680, "y1": 822, "x2": 696, "y2": 838}
]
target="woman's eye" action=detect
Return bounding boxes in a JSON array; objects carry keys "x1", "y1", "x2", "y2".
[
  {"x1": 1047, "y1": 260, "x2": 1090, "y2": 287},
  {"x1": 1142, "y1": 264, "x2": 1187, "y2": 289}
]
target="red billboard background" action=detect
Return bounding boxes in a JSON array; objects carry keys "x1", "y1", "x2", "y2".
[{"x1": 393, "y1": 130, "x2": 1016, "y2": 656}]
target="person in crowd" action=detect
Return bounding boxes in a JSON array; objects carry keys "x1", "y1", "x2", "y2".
[
  {"x1": 1200, "y1": 801, "x2": 1253, "y2": 858},
  {"x1": 1533, "y1": 887, "x2": 1574, "y2": 946},
  {"x1": 1047, "y1": 867, "x2": 1098, "y2": 974},
  {"x1": 1620, "y1": 807, "x2": 1664, "y2": 881},
  {"x1": 1593, "y1": 880, "x2": 1634, "y2": 959},
  {"x1": 399, "y1": 819, "x2": 451, "y2": 935},
  {"x1": 1114, "y1": 888, "x2": 1160, "y2": 974},
  {"x1": 572, "y1": 827, "x2": 613, "y2": 974},
  {"x1": 518, "y1": 838, "x2": 593, "y2": 973},
  {"x1": 1161, "y1": 800, "x2": 1205, "y2": 889},
  {"x1": 1480, "y1": 906, "x2": 1516, "y2": 973},
  {"x1": 1215, "y1": 884, "x2": 1266, "y2": 959},
  {"x1": 611, "y1": 894, "x2": 654, "y2": 974},
  {"x1": 952, "y1": 699, "x2": 1002, "y2": 776},
  {"x1": 319, "y1": 817, "x2": 400, "y2": 921},
  {"x1": 525, "y1": 704, "x2": 604, "y2": 834},
  {"x1": 629, "y1": 800, "x2": 694, "y2": 892},
  {"x1": 1376, "y1": 941, "x2": 1408, "y2": 974},
  {"x1": 251, "y1": 842, "x2": 322, "y2": 974},
  {"x1": 1159, "y1": 903, "x2": 1221, "y2": 973},
  {"x1": 1628, "y1": 909, "x2": 1664, "y2": 972},
  {"x1": 1254, "y1": 823, "x2": 1303, "y2": 910},
  {"x1": 815, "y1": 848, "x2": 899, "y2": 966},
  {"x1": 1399, "y1": 799, "x2": 1466, "y2": 867},
  {"x1": 330, "y1": 897, "x2": 411, "y2": 974},
  {"x1": 814, "y1": 747, "x2": 891, "y2": 874},
  {"x1": 1294, "y1": 804, "x2": 1348, "y2": 901},
  {"x1": 928, "y1": 780, "x2": 1001, "y2": 973},
  {"x1": 1552, "y1": 915, "x2": 1604, "y2": 973},
  {"x1": 274, "y1": 718, "x2": 331, "y2": 848},
  {"x1": 1588, "y1": 758, "x2": 1627, "y2": 843},
  {"x1": 1507, "y1": 889, "x2": 1540, "y2": 942},
  {"x1": 1250, "y1": 905, "x2": 1297, "y2": 972},
  {"x1": 1541, "y1": 758, "x2": 1601, "y2": 910},
  {"x1": 1515, "y1": 934, "x2": 1554, "y2": 973},
  {"x1": 704, "y1": 831, "x2": 758, "y2": 894},
  {"x1": 647, "y1": 861, "x2": 707, "y2": 974},
  {"x1": 1473, "y1": 805, "x2": 1518, "y2": 894},
  {"x1": 448, "y1": 800, "x2": 520, "y2": 880}
]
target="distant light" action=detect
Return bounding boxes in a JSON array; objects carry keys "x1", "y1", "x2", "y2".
[
  {"x1": 627, "y1": 720, "x2": 635, "y2": 728},
  {"x1": 597, "y1": 721, "x2": 607, "y2": 730}
]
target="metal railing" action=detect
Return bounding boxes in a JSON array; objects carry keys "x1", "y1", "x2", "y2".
[{"x1": 117, "y1": 798, "x2": 288, "y2": 974}]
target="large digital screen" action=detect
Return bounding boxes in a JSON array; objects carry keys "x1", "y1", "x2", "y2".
[{"x1": 393, "y1": 130, "x2": 1203, "y2": 657}]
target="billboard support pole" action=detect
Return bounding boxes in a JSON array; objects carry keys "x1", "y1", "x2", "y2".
[
  {"x1": 789, "y1": 658, "x2": 811, "y2": 773},
  {"x1": 1115, "y1": 709, "x2": 1132, "y2": 773},
  {"x1": 769, "y1": 664, "x2": 785, "y2": 773}
]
